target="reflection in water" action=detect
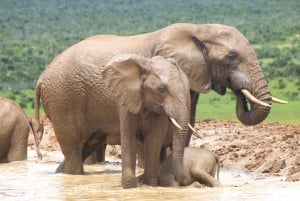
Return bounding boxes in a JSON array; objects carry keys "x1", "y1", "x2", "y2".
[{"x1": 0, "y1": 149, "x2": 299, "y2": 201}]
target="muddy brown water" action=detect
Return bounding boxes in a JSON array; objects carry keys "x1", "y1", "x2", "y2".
[{"x1": 0, "y1": 149, "x2": 299, "y2": 201}]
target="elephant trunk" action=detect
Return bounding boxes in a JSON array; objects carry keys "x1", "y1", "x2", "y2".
[
  {"x1": 235, "y1": 68, "x2": 272, "y2": 125},
  {"x1": 171, "y1": 113, "x2": 189, "y2": 184}
]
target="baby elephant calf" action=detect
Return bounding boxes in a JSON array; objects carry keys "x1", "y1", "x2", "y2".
[{"x1": 158, "y1": 147, "x2": 221, "y2": 187}]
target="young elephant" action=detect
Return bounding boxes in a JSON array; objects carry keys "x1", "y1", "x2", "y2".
[
  {"x1": 0, "y1": 97, "x2": 41, "y2": 162},
  {"x1": 158, "y1": 147, "x2": 221, "y2": 187},
  {"x1": 35, "y1": 54, "x2": 191, "y2": 188}
]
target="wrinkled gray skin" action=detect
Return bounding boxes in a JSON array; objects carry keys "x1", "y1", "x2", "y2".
[
  {"x1": 84, "y1": 23, "x2": 273, "y2": 167},
  {"x1": 158, "y1": 147, "x2": 221, "y2": 187},
  {"x1": 0, "y1": 97, "x2": 41, "y2": 162},
  {"x1": 35, "y1": 54, "x2": 190, "y2": 188}
]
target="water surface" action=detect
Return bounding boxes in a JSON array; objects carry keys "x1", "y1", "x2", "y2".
[{"x1": 0, "y1": 149, "x2": 299, "y2": 201}]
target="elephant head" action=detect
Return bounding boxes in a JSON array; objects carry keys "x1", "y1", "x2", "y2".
[
  {"x1": 154, "y1": 23, "x2": 287, "y2": 125},
  {"x1": 102, "y1": 54, "x2": 190, "y2": 184}
]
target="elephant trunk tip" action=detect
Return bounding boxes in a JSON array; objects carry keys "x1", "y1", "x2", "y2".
[{"x1": 236, "y1": 89, "x2": 271, "y2": 126}]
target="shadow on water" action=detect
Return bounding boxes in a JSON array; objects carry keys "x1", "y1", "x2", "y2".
[{"x1": 0, "y1": 149, "x2": 299, "y2": 201}]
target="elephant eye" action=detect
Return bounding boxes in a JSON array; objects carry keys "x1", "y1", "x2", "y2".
[
  {"x1": 226, "y1": 52, "x2": 238, "y2": 61},
  {"x1": 157, "y1": 85, "x2": 168, "y2": 94}
]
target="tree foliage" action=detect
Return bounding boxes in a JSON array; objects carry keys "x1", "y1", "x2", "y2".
[{"x1": 0, "y1": 0, "x2": 299, "y2": 91}]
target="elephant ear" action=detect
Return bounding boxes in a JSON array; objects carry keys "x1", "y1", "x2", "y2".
[
  {"x1": 103, "y1": 54, "x2": 148, "y2": 114},
  {"x1": 154, "y1": 30, "x2": 211, "y2": 93}
]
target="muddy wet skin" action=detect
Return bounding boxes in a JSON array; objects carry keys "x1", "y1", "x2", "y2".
[{"x1": 0, "y1": 150, "x2": 299, "y2": 201}]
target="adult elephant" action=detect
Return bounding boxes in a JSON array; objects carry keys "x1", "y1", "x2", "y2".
[
  {"x1": 81, "y1": 23, "x2": 286, "y2": 165},
  {"x1": 0, "y1": 97, "x2": 41, "y2": 162},
  {"x1": 35, "y1": 54, "x2": 191, "y2": 188},
  {"x1": 149, "y1": 23, "x2": 286, "y2": 145}
]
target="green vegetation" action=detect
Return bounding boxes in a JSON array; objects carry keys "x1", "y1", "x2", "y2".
[
  {"x1": 0, "y1": 0, "x2": 299, "y2": 124},
  {"x1": 0, "y1": 89, "x2": 36, "y2": 114}
]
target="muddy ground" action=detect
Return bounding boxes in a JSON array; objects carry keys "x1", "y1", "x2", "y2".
[{"x1": 28, "y1": 116, "x2": 300, "y2": 182}]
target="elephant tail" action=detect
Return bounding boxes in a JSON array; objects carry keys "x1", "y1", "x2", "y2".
[
  {"x1": 34, "y1": 83, "x2": 44, "y2": 159},
  {"x1": 215, "y1": 156, "x2": 220, "y2": 181},
  {"x1": 29, "y1": 118, "x2": 43, "y2": 160}
]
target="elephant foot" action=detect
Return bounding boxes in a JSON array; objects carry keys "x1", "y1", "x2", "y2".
[
  {"x1": 140, "y1": 174, "x2": 158, "y2": 186},
  {"x1": 55, "y1": 161, "x2": 84, "y2": 174},
  {"x1": 191, "y1": 169, "x2": 222, "y2": 187},
  {"x1": 143, "y1": 179, "x2": 158, "y2": 186},
  {"x1": 122, "y1": 177, "x2": 137, "y2": 188},
  {"x1": 55, "y1": 161, "x2": 65, "y2": 173},
  {"x1": 136, "y1": 174, "x2": 144, "y2": 184},
  {"x1": 122, "y1": 169, "x2": 137, "y2": 188},
  {"x1": 136, "y1": 174, "x2": 157, "y2": 186},
  {"x1": 210, "y1": 180, "x2": 222, "y2": 187}
]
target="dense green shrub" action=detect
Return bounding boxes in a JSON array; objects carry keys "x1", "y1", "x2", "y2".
[
  {"x1": 278, "y1": 79, "x2": 286, "y2": 89},
  {"x1": 0, "y1": 0, "x2": 299, "y2": 92}
]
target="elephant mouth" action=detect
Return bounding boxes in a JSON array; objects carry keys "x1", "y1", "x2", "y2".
[
  {"x1": 212, "y1": 83, "x2": 226, "y2": 95},
  {"x1": 238, "y1": 89, "x2": 272, "y2": 111},
  {"x1": 240, "y1": 92, "x2": 250, "y2": 112}
]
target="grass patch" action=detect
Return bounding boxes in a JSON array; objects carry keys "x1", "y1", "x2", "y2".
[
  {"x1": 266, "y1": 101, "x2": 300, "y2": 124},
  {"x1": 196, "y1": 91, "x2": 236, "y2": 121}
]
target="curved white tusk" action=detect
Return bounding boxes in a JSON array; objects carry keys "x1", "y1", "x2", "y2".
[
  {"x1": 170, "y1": 118, "x2": 183, "y2": 130},
  {"x1": 188, "y1": 123, "x2": 201, "y2": 138},
  {"x1": 188, "y1": 123, "x2": 196, "y2": 133},
  {"x1": 192, "y1": 132, "x2": 202, "y2": 139},
  {"x1": 272, "y1": 96, "x2": 288, "y2": 104},
  {"x1": 241, "y1": 89, "x2": 271, "y2": 108}
]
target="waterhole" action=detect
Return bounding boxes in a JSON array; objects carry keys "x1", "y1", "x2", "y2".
[{"x1": 0, "y1": 149, "x2": 299, "y2": 201}]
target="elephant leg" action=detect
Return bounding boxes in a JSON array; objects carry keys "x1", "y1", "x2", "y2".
[
  {"x1": 7, "y1": 146, "x2": 27, "y2": 161},
  {"x1": 7, "y1": 127, "x2": 29, "y2": 161},
  {"x1": 55, "y1": 160, "x2": 65, "y2": 173},
  {"x1": 119, "y1": 109, "x2": 139, "y2": 188},
  {"x1": 56, "y1": 147, "x2": 83, "y2": 174},
  {"x1": 84, "y1": 145, "x2": 106, "y2": 165},
  {"x1": 190, "y1": 166, "x2": 221, "y2": 187},
  {"x1": 95, "y1": 144, "x2": 106, "y2": 162},
  {"x1": 84, "y1": 153, "x2": 97, "y2": 165},
  {"x1": 136, "y1": 139, "x2": 145, "y2": 169},
  {"x1": 82, "y1": 134, "x2": 107, "y2": 162},
  {"x1": 54, "y1": 127, "x2": 84, "y2": 174},
  {"x1": 160, "y1": 145, "x2": 172, "y2": 163},
  {"x1": 0, "y1": 134, "x2": 9, "y2": 162},
  {"x1": 143, "y1": 116, "x2": 169, "y2": 186},
  {"x1": 186, "y1": 90, "x2": 199, "y2": 146},
  {"x1": 158, "y1": 155, "x2": 180, "y2": 187}
]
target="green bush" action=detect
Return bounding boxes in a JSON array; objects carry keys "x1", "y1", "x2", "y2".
[
  {"x1": 18, "y1": 101, "x2": 27, "y2": 109},
  {"x1": 7, "y1": 94, "x2": 16, "y2": 101},
  {"x1": 278, "y1": 79, "x2": 287, "y2": 89},
  {"x1": 0, "y1": 0, "x2": 299, "y2": 92}
]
